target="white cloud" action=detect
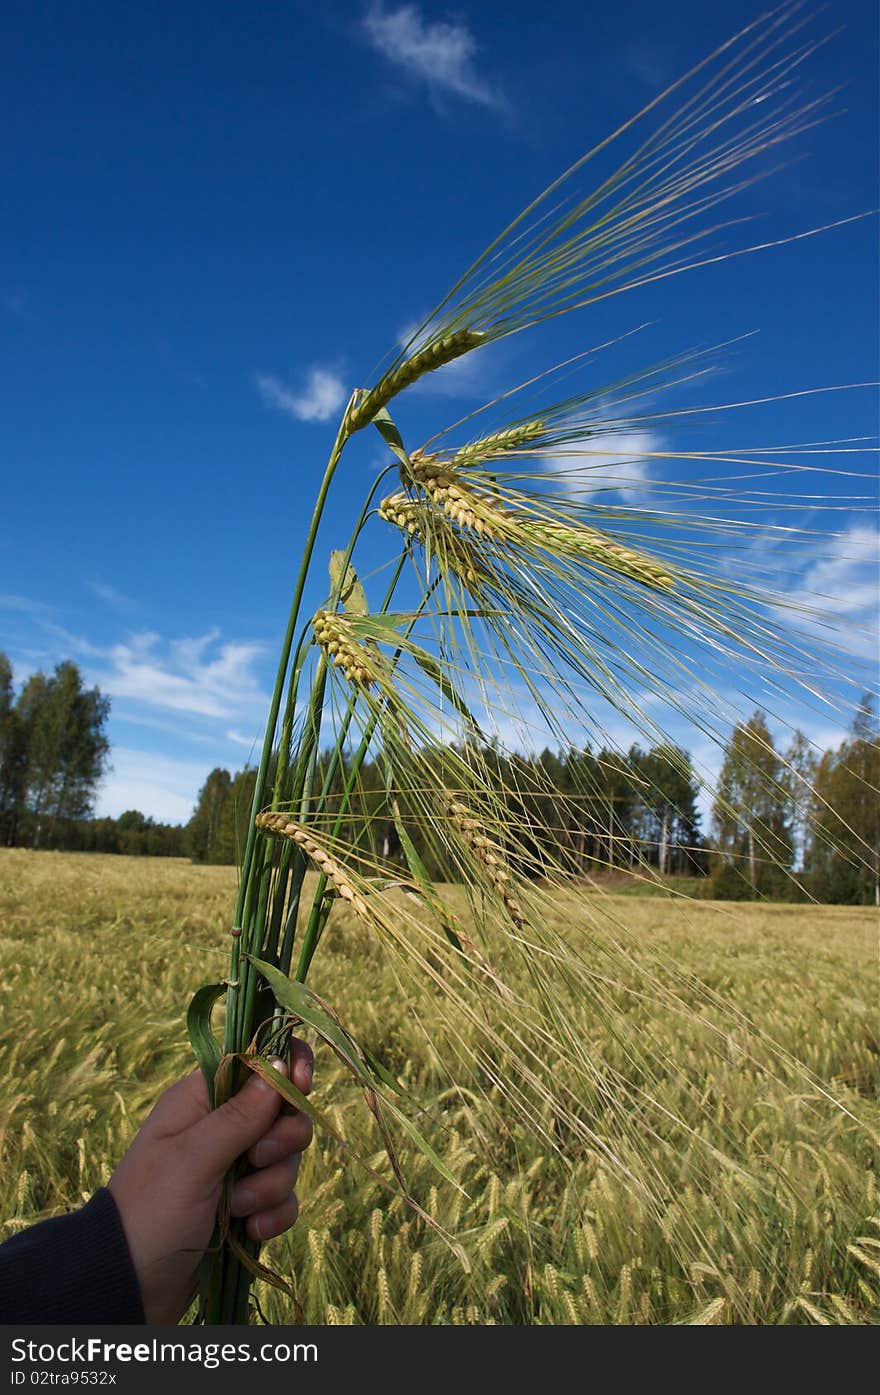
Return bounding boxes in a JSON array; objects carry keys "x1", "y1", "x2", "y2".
[
  {"x1": 798, "y1": 524, "x2": 879, "y2": 622},
  {"x1": 111, "y1": 710, "x2": 216, "y2": 744},
  {"x1": 89, "y1": 579, "x2": 135, "y2": 611},
  {"x1": 256, "y1": 367, "x2": 346, "y2": 423},
  {"x1": 0, "y1": 597, "x2": 268, "y2": 725},
  {"x1": 226, "y1": 728, "x2": 259, "y2": 749},
  {"x1": 96, "y1": 748, "x2": 212, "y2": 823},
  {"x1": 542, "y1": 431, "x2": 664, "y2": 498},
  {"x1": 363, "y1": 3, "x2": 501, "y2": 109},
  {"x1": 2, "y1": 288, "x2": 30, "y2": 319},
  {"x1": 94, "y1": 631, "x2": 267, "y2": 720},
  {"x1": 0, "y1": 593, "x2": 53, "y2": 619},
  {"x1": 767, "y1": 522, "x2": 879, "y2": 664},
  {"x1": 625, "y1": 43, "x2": 673, "y2": 90}
]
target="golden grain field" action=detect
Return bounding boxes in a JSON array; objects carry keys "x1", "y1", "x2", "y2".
[{"x1": 0, "y1": 850, "x2": 877, "y2": 1325}]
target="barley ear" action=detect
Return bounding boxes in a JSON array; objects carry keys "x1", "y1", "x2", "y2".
[
  {"x1": 451, "y1": 419, "x2": 546, "y2": 466},
  {"x1": 345, "y1": 330, "x2": 485, "y2": 436},
  {"x1": 256, "y1": 813, "x2": 371, "y2": 921}
]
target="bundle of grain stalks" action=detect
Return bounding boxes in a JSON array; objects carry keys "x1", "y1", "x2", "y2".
[{"x1": 186, "y1": 5, "x2": 877, "y2": 1324}]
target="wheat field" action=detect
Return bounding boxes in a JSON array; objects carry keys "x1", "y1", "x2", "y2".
[{"x1": 0, "y1": 849, "x2": 876, "y2": 1325}]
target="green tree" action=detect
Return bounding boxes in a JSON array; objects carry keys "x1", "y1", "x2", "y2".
[
  {"x1": 211, "y1": 768, "x2": 258, "y2": 865},
  {"x1": 0, "y1": 654, "x2": 27, "y2": 845},
  {"x1": 117, "y1": 809, "x2": 150, "y2": 856},
  {"x1": 712, "y1": 712, "x2": 793, "y2": 897},
  {"x1": 592, "y1": 748, "x2": 637, "y2": 869},
  {"x1": 186, "y1": 768, "x2": 232, "y2": 862},
  {"x1": 811, "y1": 699, "x2": 880, "y2": 905},
  {"x1": 11, "y1": 662, "x2": 110, "y2": 846},
  {"x1": 631, "y1": 744, "x2": 703, "y2": 875},
  {"x1": 783, "y1": 729, "x2": 818, "y2": 874}
]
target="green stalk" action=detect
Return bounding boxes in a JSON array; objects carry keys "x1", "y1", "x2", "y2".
[
  {"x1": 234, "y1": 655, "x2": 330, "y2": 1049},
  {"x1": 210, "y1": 431, "x2": 418, "y2": 1322},
  {"x1": 223, "y1": 412, "x2": 354, "y2": 1061},
  {"x1": 205, "y1": 416, "x2": 359, "y2": 1328},
  {"x1": 261, "y1": 467, "x2": 401, "y2": 977},
  {"x1": 265, "y1": 460, "x2": 398, "y2": 820},
  {"x1": 295, "y1": 565, "x2": 439, "y2": 982}
]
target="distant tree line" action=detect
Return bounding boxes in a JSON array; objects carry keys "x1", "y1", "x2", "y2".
[
  {"x1": 53, "y1": 808, "x2": 187, "y2": 858},
  {"x1": 184, "y1": 742, "x2": 706, "y2": 876},
  {"x1": 3, "y1": 652, "x2": 876, "y2": 901},
  {"x1": 185, "y1": 700, "x2": 879, "y2": 904}
]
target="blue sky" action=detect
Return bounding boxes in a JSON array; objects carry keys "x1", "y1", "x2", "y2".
[{"x1": 1, "y1": 0, "x2": 877, "y2": 823}]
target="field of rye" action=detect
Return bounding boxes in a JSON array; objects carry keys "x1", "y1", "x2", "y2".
[{"x1": 1, "y1": 849, "x2": 876, "y2": 1325}]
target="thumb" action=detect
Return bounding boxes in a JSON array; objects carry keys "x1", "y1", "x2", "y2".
[{"x1": 187, "y1": 1059, "x2": 287, "y2": 1180}]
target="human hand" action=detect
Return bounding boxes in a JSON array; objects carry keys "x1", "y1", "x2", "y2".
[{"x1": 107, "y1": 1042, "x2": 314, "y2": 1324}]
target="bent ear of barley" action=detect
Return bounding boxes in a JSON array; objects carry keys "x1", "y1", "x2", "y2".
[
  {"x1": 256, "y1": 812, "x2": 370, "y2": 920},
  {"x1": 444, "y1": 797, "x2": 527, "y2": 932},
  {"x1": 387, "y1": 461, "x2": 675, "y2": 591},
  {"x1": 378, "y1": 494, "x2": 427, "y2": 540},
  {"x1": 407, "y1": 462, "x2": 508, "y2": 541},
  {"x1": 521, "y1": 520, "x2": 676, "y2": 590},
  {"x1": 378, "y1": 494, "x2": 485, "y2": 589},
  {"x1": 313, "y1": 609, "x2": 374, "y2": 687},
  {"x1": 451, "y1": 419, "x2": 546, "y2": 467},
  {"x1": 345, "y1": 329, "x2": 485, "y2": 436}
]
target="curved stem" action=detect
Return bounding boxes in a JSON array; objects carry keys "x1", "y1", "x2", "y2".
[
  {"x1": 269, "y1": 462, "x2": 400, "y2": 812},
  {"x1": 223, "y1": 409, "x2": 354, "y2": 1056},
  {"x1": 295, "y1": 566, "x2": 441, "y2": 982}
]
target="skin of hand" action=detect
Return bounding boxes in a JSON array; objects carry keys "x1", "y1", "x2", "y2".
[{"x1": 107, "y1": 1040, "x2": 314, "y2": 1325}]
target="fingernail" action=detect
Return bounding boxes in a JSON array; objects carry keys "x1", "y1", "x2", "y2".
[
  {"x1": 253, "y1": 1139, "x2": 284, "y2": 1166},
  {"x1": 255, "y1": 1057, "x2": 288, "y2": 1093},
  {"x1": 233, "y1": 1187, "x2": 256, "y2": 1216}
]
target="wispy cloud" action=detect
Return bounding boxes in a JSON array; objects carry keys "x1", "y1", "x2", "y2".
[
  {"x1": 93, "y1": 630, "x2": 268, "y2": 720},
  {"x1": 2, "y1": 288, "x2": 30, "y2": 320},
  {"x1": 394, "y1": 319, "x2": 497, "y2": 399},
  {"x1": 362, "y1": 3, "x2": 502, "y2": 111},
  {"x1": 624, "y1": 42, "x2": 674, "y2": 90},
  {"x1": 541, "y1": 431, "x2": 664, "y2": 498},
  {"x1": 88, "y1": 579, "x2": 136, "y2": 612},
  {"x1": 226, "y1": 728, "x2": 259, "y2": 749},
  {"x1": 256, "y1": 367, "x2": 346, "y2": 423},
  {"x1": 96, "y1": 748, "x2": 213, "y2": 823},
  {"x1": 111, "y1": 710, "x2": 217, "y2": 744},
  {"x1": 798, "y1": 523, "x2": 879, "y2": 622},
  {"x1": 0, "y1": 593, "x2": 54, "y2": 620},
  {"x1": 773, "y1": 522, "x2": 879, "y2": 663},
  {"x1": 1, "y1": 596, "x2": 269, "y2": 724}
]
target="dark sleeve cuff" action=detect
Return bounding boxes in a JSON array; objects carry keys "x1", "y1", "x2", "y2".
[{"x1": 0, "y1": 1187, "x2": 145, "y2": 1324}]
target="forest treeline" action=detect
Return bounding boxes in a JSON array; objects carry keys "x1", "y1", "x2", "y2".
[
  {"x1": 184, "y1": 707, "x2": 879, "y2": 904},
  {"x1": 2, "y1": 654, "x2": 877, "y2": 902}
]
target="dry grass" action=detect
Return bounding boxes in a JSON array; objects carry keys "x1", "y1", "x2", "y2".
[{"x1": 0, "y1": 849, "x2": 876, "y2": 1325}]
